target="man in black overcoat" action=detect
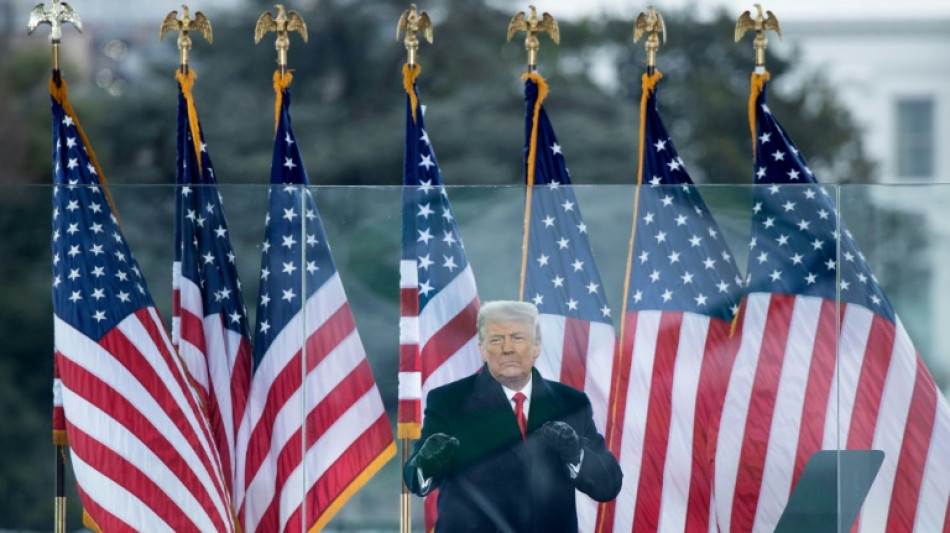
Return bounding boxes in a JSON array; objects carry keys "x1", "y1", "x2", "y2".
[{"x1": 404, "y1": 300, "x2": 623, "y2": 532}]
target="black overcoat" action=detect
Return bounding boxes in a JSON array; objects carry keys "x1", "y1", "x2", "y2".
[{"x1": 404, "y1": 366, "x2": 623, "y2": 533}]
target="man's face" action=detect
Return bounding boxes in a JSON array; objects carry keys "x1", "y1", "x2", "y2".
[{"x1": 479, "y1": 319, "x2": 540, "y2": 390}]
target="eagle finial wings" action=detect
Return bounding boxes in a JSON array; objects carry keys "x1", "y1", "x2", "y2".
[
  {"x1": 397, "y1": 4, "x2": 433, "y2": 43},
  {"x1": 763, "y1": 10, "x2": 781, "y2": 39},
  {"x1": 28, "y1": 1, "x2": 82, "y2": 41},
  {"x1": 539, "y1": 12, "x2": 559, "y2": 44},
  {"x1": 191, "y1": 10, "x2": 214, "y2": 44},
  {"x1": 396, "y1": 8, "x2": 409, "y2": 40},
  {"x1": 419, "y1": 11, "x2": 433, "y2": 43},
  {"x1": 507, "y1": 11, "x2": 526, "y2": 42},
  {"x1": 735, "y1": 3, "x2": 781, "y2": 42},
  {"x1": 633, "y1": 6, "x2": 665, "y2": 44},
  {"x1": 734, "y1": 10, "x2": 755, "y2": 42},
  {"x1": 285, "y1": 10, "x2": 308, "y2": 42},
  {"x1": 254, "y1": 11, "x2": 276, "y2": 44},
  {"x1": 56, "y1": 2, "x2": 81, "y2": 32},
  {"x1": 159, "y1": 10, "x2": 179, "y2": 41},
  {"x1": 506, "y1": 6, "x2": 558, "y2": 44}
]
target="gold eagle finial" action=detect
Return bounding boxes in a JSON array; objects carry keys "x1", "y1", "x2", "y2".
[
  {"x1": 160, "y1": 5, "x2": 213, "y2": 72},
  {"x1": 735, "y1": 4, "x2": 781, "y2": 68},
  {"x1": 397, "y1": 4, "x2": 433, "y2": 67},
  {"x1": 507, "y1": 5, "x2": 559, "y2": 72},
  {"x1": 27, "y1": 1, "x2": 82, "y2": 85},
  {"x1": 27, "y1": 0, "x2": 82, "y2": 42},
  {"x1": 255, "y1": 4, "x2": 308, "y2": 74},
  {"x1": 633, "y1": 6, "x2": 666, "y2": 70}
]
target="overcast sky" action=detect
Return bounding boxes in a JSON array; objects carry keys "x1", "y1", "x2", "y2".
[
  {"x1": 541, "y1": 0, "x2": 950, "y2": 20},
  {"x1": 15, "y1": 0, "x2": 950, "y2": 23}
]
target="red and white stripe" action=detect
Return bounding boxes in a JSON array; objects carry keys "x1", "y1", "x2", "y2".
[
  {"x1": 598, "y1": 310, "x2": 738, "y2": 533},
  {"x1": 53, "y1": 357, "x2": 66, "y2": 443},
  {"x1": 398, "y1": 260, "x2": 481, "y2": 437},
  {"x1": 55, "y1": 307, "x2": 235, "y2": 532},
  {"x1": 175, "y1": 265, "x2": 252, "y2": 493},
  {"x1": 236, "y1": 272, "x2": 395, "y2": 533},
  {"x1": 399, "y1": 259, "x2": 481, "y2": 532},
  {"x1": 716, "y1": 292, "x2": 950, "y2": 532},
  {"x1": 535, "y1": 314, "x2": 616, "y2": 533}
]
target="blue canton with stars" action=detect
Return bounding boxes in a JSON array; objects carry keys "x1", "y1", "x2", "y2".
[
  {"x1": 50, "y1": 97, "x2": 154, "y2": 340},
  {"x1": 252, "y1": 88, "x2": 339, "y2": 367},
  {"x1": 523, "y1": 78, "x2": 613, "y2": 324},
  {"x1": 747, "y1": 81, "x2": 894, "y2": 322},
  {"x1": 628, "y1": 81, "x2": 742, "y2": 321},
  {"x1": 175, "y1": 86, "x2": 250, "y2": 338},
  {"x1": 401, "y1": 85, "x2": 470, "y2": 311}
]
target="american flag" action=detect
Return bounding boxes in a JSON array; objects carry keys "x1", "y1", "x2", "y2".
[
  {"x1": 236, "y1": 74, "x2": 395, "y2": 533},
  {"x1": 521, "y1": 73, "x2": 617, "y2": 533},
  {"x1": 398, "y1": 64, "x2": 481, "y2": 440},
  {"x1": 50, "y1": 80, "x2": 235, "y2": 531},
  {"x1": 715, "y1": 73, "x2": 950, "y2": 532},
  {"x1": 171, "y1": 70, "x2": 252, "y2": 498},
  {"x1": 598, "y1": 72, "x2": 743, "y2": 533},
  {"x1": 398, "y1": 65, "x2": 483, "y2": 532}
]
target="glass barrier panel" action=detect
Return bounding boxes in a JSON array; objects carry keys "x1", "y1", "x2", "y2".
[{"x1": 6, "y1": 182, "x2": 950, "y2": 531}]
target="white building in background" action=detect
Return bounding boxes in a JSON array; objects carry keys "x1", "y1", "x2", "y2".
[{"x1": 774, "y1": 18, "x2": 950, "y2": 391}]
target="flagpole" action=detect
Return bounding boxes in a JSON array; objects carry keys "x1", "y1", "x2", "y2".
[
  {"x1": 396, "y1": 6, "x2": 434, "y2": 531},
  {"x1": 401, "y1": 438, "x2": 412, "y2": 533},
  {"x1": 507, "y1": 6, "x2": 560, "y2": 297},
  {"x1": 27, "y1": 3, "x2": 82, "y2": 531},
  {"x1": 54, "y1": 445, "x2": 66, "y2": 533}
]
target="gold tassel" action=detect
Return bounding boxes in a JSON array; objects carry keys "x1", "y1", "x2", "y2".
[
  {"x1": 273, "y1": 70, "x2": 294, "y2": 133},
  {"x1": 82, "y1": 509, "x2": 104, "y2": 533},
  {"x1": 403, "y1": 63, "x2": 422, "y2": 123},
  {"x1": 636, "y1": 70, "x2": 663, "y2": 186},
  {"x1": 521, "y1": 72, "x2": 548, "y2": 186},
  {"x1": 176, "y1": 69, "x2": 206, "y2": 175},
  {"x1": 518, "y1": 72, "x2": 549, "y2": 301},
  {"x1": 52, "y1": 429, "x2": 68, "y2": 446}
]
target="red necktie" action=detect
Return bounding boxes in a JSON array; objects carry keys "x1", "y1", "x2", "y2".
[{"x1": 513, "y1": 392, "x2": 527, "y2": 441}]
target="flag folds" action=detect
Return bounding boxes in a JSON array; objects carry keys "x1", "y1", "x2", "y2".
[
  {"x1": 398, "y1": 64, "x2": 481, "y2": 441},
  {"x1": 171, "y1": 69, "x2": 252, "y2": 497},
  {"x1": 521, "y1": 73, "x2": 617, "y2": 533},
  {"x1": 398, "y1": 62, "x2": 482, "y2": 532},
  {"x1": 601, "y1": 71, "x2": 743, "y2": 533},
  {"x1": 237, "y1": 72, "x2": 395, "y2": 533},
  {"x1": 715, "y1": 72, "x2": 950, "y2": 532},
  {"x1": 50, "y1": 78, "x2": 235, "y2": 532}
]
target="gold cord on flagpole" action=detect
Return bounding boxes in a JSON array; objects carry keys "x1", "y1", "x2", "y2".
[
  {"x1": 255, "y1": 4, "x2": 308, "y2": 77},
  {"x1": 517, "y1": 72, "x2": 548, "y2": 300},
  {"x1": 507, "y1": 6, "x2": 559, "y2": 74},
  {"x1": 160, "y1": 5, "x2": 213, "y2": 75},
  {"x1": 27, "y1": 0, "x2": 82, "y2": 87},
  {"x1": 735, "y1": 4, "x2": 782, "y2": 69}
]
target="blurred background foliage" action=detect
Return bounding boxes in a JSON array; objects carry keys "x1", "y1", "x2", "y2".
[{"x1": 0, "y1": 0, "x2": 874, "y2": 529}]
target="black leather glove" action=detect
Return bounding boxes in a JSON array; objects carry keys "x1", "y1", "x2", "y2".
[
  {"x1": 414, "y1": 433, "x2": 459, "y2": 479},
  {"x1": 539, "y1": 421, "x2": 582, "y2": 464}
]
